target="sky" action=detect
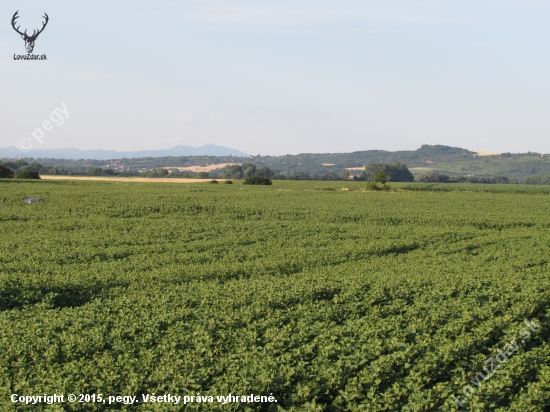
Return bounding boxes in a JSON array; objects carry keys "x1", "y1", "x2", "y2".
[{"x1": 1, "y1": 0, "x2": 550, "y2": 156}]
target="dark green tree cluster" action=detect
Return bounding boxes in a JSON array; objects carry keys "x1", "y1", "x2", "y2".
[
  {"x1": 415, "y1": 174, "x2": 513, "y2": 184},
  {"x1": 0, "y1": 164, "x2": 15, "y2": 178},
  {"x1": 144, "y1": 168, "x2": 169, "y2": 178},
  {"x1": 522, "y1": 174, "x2": 550, "y2": 185},
  {"x1": 243, "y1": 176, "x2": 272, "y2": 185},
  {"x1": 0, "y1": 161, "x2": 41, "y2": 179},
  {"x1": 364, "y1": 163, "x2": 414, "y2": 182},
  {"x1": 415, "y1": 172, "x2": 450, "y2": 183},
  {"x1": 223, "y1": 163, "x2": 275, "y2": 179},
  {"x1": 16, "y1": 169, "x2": 40, "y2": 179}
]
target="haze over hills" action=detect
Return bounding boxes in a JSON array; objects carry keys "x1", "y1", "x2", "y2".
[{"x1": 0, "y1": 144, "x2": 250, "y2": 160}]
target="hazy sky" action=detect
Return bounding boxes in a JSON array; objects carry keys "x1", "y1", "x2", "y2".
[{"x1": 2, "y1": 0, "x2": 550, "y2": 155}]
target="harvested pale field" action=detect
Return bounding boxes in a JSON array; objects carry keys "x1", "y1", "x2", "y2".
[
  {"x1": 345, "y1": 167, "x2": 365, "y2": 170},
  {"x1": 476, "y1": 152, "x2": 501, "y2": 156},
  {"x1": 40, "y1": 176, "x2": 229, "y2": 183},
  {"x1": 161, "y1": 163, "x2": 240, "y2": 172},
  {"x1": 409, "y1": 167, "x2": 434, "y2": 172}
]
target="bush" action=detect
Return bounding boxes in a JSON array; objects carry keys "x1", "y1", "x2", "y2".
[
  {"x1": 223, "y1": 180, "x2": 233, "y2": 184},
  {"x1": 365, "y1": 181, "x2": 391, "y2": 191},
  {"x1": 243, "y1": 176, "x2": 272, "y2": 185},
  {"x1": 0, "y1": 164, "x2": 15, "y2": 178},
  {"x1": 209, "y1": 180, "x2": 218, "y2": 184},
  {"x1": 16, "y1": 170, "x2": 40, "y2": 179},
  {"x1": 365, "y1": 181, "x2": 380, "y2": 191}
]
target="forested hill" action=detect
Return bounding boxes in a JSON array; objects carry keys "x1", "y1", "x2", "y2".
[{"x1": 257, "y1": 145, "x2": 475, "y2": 171}]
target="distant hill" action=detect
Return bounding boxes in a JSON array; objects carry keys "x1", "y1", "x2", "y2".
[
  {"x1": 0, "y1": 144, "x2": 249, "y2": 160},
  {"x1": 2, "y1": 144, "x2": 550, "y2": 179}
]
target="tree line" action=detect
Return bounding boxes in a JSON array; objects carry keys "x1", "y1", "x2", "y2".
[{"x1": 2, "y1": 159, "x2": 550, "y2": 185}]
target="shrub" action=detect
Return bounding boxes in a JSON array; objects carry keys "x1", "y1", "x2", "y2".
[
  {"x1": 16, "y1": 170, "x2": 40, "y2": 179},
  {"x1": 0, "y1": 164, "x2": 15, "y2": 178},
  {"x1": 209, "y1": 180, "x2": 219, "y2": 184},
  {"x1": 223, "y1": 180, "x2": 233, "y2": 184},
  {"x1": 365, "y1": 181, "x2": 380, "y2": 191},
  {"x1": 243, "y1": 176, "x2": 272, "y2": 185},
  {"x1": 365, "y1": 181, "x2": 391, "y2": 191}
]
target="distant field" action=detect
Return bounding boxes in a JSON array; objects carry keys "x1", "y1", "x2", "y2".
[
  {"x1": 408, "y1": 167, "x2": 435, "y2": 172},
  {"x1": 476, "y1": 152, "x2": 501, "y2": 156},
  {"x1": 161, "y1": 163, "x2": 240, "y2": 172},
  {"x1": 0, "y1": 180, "x2": 549, "y2": 411}
]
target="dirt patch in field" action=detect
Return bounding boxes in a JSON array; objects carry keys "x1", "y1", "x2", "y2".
[{"x1": 40, "y1": 176, "x2": 230, "y2": 184}]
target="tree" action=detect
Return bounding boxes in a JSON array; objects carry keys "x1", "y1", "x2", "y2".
[
  {"x1": 195, "y1": 171, "x2": 209, "y2": 179},
  {"x1": 241, "y1": 163, "x2": 257, "y2": 178},
  {"x1": 388, "y1": 162, "x2": 414, "y2": 182},
  {"x1": 255, "y1": 167, "x2": 275, "y2": 178},
  {"x1": 147, "y1": 168, "x2": 169, "y2": 177},
  {"x1": 374, "y1": 170, "x2": 387, "y2": 185},
  {"x1": 16, "y1": 169, "x2": 40, "y2": 179},
  {"x1": 365, "y1": 163, "x2": 414, "y2": 182},
  {"x1": 225, "y1": 163, "x2": 274, "y2": 179},
  {"x1": 416, "y1": 172, "x2": 449, "y2": 183},
  {"x1": 0, "y1": 164, "x2": 15, "y2": 178},
  {"x1": 89, "y1": 167, "x2": 104, "y2": 176},
  {"x1": 225, "y1": 165, "x2": 244, "y2": 179}
]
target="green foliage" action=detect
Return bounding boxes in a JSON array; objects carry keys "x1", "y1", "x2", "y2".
[
  {"x1": 88, "y1": 167, "x2": 104, "y2": 176},
  {"x1": 194, "y1": 171, "x2": 210, "y2": 179},
  {"x1": 225, "y1": 163, "x2": 275, "y2": 180},
  {"x1": 209, "y1": 179, "x2": 218, "y2": 184},
  {"x1": 365, "y1": 181, "x2": 380, "y2": 191},
  {"x1": 522, "y1": 174, "x2": 550, "y2": 185},
  {"x1": 416, "y1": 172, "x2": 450, "y2": 182},
  {"x1": 243, "y1": 176, "x2": 272, "y2": 185},
  {"x1": 222, "y1": 180, "x2": 233, "y2": 184},
  {"x1": 374, "y1": 170, "x2": 388, "y2": 185},
  {"x1": 0, "y1": 164, "x2": 15, "y2": 178},
  {"x1": 0, "y1": 181, "x2": 549, "y2": 411},
  {"x1": 366, "y1": 163, "x2": 414, "y2": 182},
  {"x1": 146, "y1": 168, "x2": 170, "y2": 178},
  {"x1": 255, "y1": 167, "x2": 275, "y2": 178},
  {"x1": 16, "y1": 169, "x2": 40, "y2": 179}
]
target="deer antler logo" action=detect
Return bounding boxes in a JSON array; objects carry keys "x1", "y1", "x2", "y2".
[{"x1": 11, "y1": 11, "x2": 49, "y2": 54}]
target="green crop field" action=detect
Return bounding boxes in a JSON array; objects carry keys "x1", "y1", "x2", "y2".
[{"x1": 0, "y1": 180, "x2": 549, "y2": 411}]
